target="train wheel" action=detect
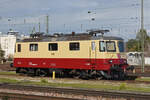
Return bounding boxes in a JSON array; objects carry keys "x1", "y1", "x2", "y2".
[
  {"x1": 118, "y1": 71, "x2": 126, "y2": 80},
  {"x1": 16, "y1": 68, "x2": 20, "y2": 73},
  {"x1": 95, "y1": 76, "x2": 103, "y2": 80},
  {"x1": 27, "y1": 68, "x2": 35, "y2": 76},
  {"x1": 36, "y1": 69, "x2": 47, "y2": 77},
  {"x1": 73, "y1": 71, "x2": 81, "y2": 79},
  {"x1": 19, "y1": 68, "x2": 28, "y2": 75},
  {"x1": 110, "y1": 71, "x2": 126, "y2": 80},
  {"x1": 80, "y1": 70, "x2": 89, "y2": 80}
]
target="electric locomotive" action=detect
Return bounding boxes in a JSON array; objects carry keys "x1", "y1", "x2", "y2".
[{"x1": 12, "y1": 30, "x2": 133, "y2": 80}]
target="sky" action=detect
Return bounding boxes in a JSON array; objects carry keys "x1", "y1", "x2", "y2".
[{"x1": 0, "y1": 0, "x2": 150, "y2": 40}]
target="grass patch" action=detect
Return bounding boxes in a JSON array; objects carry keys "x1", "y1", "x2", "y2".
[
  {"x1": 119, "y1": 83, "x2": 127, "y2": 90},
  {"x1": 136, "y1": 77, "x2": 150, "y2": 82},
  {"x1": 0, "y1": 71, "x2": 16, "y2": 75},
  {"x1": 0, "y1": 78, "x2": 18, "y2": 83},
  {"x1": 0, "y1": 77, "x2": 150, "y2": 93},
  {"x1": 40, "y1": 78, "x2": 48, "y2": 83},
  {"x1": 20, "y1": 81, "x2": 120, "y2": 90}
]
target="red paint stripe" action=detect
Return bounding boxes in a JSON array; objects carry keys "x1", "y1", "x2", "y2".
[{"x1": 14, "y1": 58, "x2": 128, "y2": 70}]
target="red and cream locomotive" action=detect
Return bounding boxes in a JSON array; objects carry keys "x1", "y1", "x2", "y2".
[{"x1": 12, "y1": 30, "x2": 133, "y2": 80}]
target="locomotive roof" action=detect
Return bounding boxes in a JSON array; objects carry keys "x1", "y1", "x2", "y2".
[{"x1": 18, "y1": 33, "x2": 123, "y2": 42}]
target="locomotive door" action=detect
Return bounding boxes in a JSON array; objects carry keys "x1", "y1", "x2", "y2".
[{"x1": 90, "y1": 41, "x2": 97, "y2": 69}]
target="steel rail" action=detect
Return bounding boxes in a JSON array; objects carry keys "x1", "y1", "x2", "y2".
[
  {"x1": 0, "y1": 83, "x2": 149, "y2": 99},
  {"x1": 0, "y1": 92, "x2": 79, "y2": 100}
]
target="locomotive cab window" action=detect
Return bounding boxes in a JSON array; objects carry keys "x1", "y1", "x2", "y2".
[
  {"x1": 69, "y1": 42, "x2": 80, "y2": 50},
  {"x1": 30, "y1": 44, "x2": 38, "y2": 51},
  {"x1": 17, "y1": 44, "x2": 21, "y2": 52},
  {"x1": 106, "y1": 41, "x2": 116, "y2": 52},
  {"x1": 49, "y1": 43, "x2": 58, "y2": 51}
]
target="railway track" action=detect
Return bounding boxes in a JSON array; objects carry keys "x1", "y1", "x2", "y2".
[
  {"x1": 128, "y1": 73, "x2": 150, "y2": 77},
  {"x1": 0, "y1": 83, "x2": 149, "y2": 100},
  {"x1": 1, "y1": 72, "x2": 150, "y2": 85},
  {"x1": 0, "y1": 92, "x2": 79, "y2": 100}
]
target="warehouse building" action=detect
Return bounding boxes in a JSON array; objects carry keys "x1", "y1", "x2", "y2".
[{"x1": 0, "y1": 33, "x2": 16, "y2": 58}]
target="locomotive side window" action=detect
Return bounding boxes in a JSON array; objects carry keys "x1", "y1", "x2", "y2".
[
  {"x1": 17, "y1": 44, "x2": 21, "y2": 52},
  {"x1": 106, "y1": 41, "x2": 116, "y2": 52},
  {"x1": 91, "y1": 42, "x2": 96, "y2": 51},
  {"x1": 30, "y1": 44, "x2": 38, "y2": 51},
  {"x1": 49, "y1": 43, "x2": 58, "y2": 51},
  {"x1": 69, "y1": 42, "x2": 80, "y2": 50},
  {"x1": 99, "y1": 41, "x2": 105, "y2": 52}
]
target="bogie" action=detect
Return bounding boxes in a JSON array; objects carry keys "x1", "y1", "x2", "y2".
[{"x1": 15, "y1": 67, "x2": 127, "y2": 80}]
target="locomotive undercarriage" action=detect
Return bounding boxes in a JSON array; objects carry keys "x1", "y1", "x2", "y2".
[{"x1": 16, "y1": 65, "x2": 127, "y2": 80}]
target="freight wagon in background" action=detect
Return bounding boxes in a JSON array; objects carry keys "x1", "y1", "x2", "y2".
[
  {"x1": 127, "y1": 52, "x2": 150, "y2": 66},
  {"x1": 12, "y1": 30, "x2": 133, "y2": 80}
]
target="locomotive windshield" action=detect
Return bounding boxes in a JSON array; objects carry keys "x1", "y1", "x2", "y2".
[
  {"x1": 106, "y1": 41, "x2": 116, "y2": 52},
  {"x1": 118, "y1": 41, "x2": 124, "y2": 52},
  {"x1": 99, "y1": 41, "x2": 116, "y2": 52}
]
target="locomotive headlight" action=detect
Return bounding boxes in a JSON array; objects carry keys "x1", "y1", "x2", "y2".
[{"x1": 109, "y1": 60, "x2": 113, "y2": 64}]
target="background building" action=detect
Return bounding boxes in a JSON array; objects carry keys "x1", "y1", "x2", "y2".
[
  {"x1": 0, "y1": 34, "x2": 16, "y2": 58},
  {"x1": 0, "y1": 30, "x2": 29, "y2": 59}
]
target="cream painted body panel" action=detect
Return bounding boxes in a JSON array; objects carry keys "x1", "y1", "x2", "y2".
[{"x1": 14, "y1": 40, "x2": 120, "y2": 59}]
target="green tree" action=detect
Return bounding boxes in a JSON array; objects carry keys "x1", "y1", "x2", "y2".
[
  {"x1": 136, "y1": 29, "x2": 150, "y2": 51},
  {"x1": 126, "y1": 39, "x2": 139, "y2": 52},
  {"x1": 126, "y1": 29, "x2": 150, "y2": 52},
  {"x1": 136, "y1": 29, "x2": 148, "y2": 40}
]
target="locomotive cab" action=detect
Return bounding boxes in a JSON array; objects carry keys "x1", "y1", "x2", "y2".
[{"x1": 98, "y1": 39, "x2": 128, "y2": 79}]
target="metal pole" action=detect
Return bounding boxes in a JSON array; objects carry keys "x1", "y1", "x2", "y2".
[
  {"x1": 81, "y1": 24, "x2": 83, "y2": 32},
  {"x1": 64, "y1": 24, "x2": 66, "y2": 32},
  {"x1": 141, "y1": 0, "x2": 145, "y2": 73},
  {"x1": 32, "y1": 26, "x2": 35, "y2": 34},
  {"x1": 46, "y1": 15, "x2": 49, "y2": 34},
  {"x1": 39, "y1": 22, "x2": 40, "y2": 33}
]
